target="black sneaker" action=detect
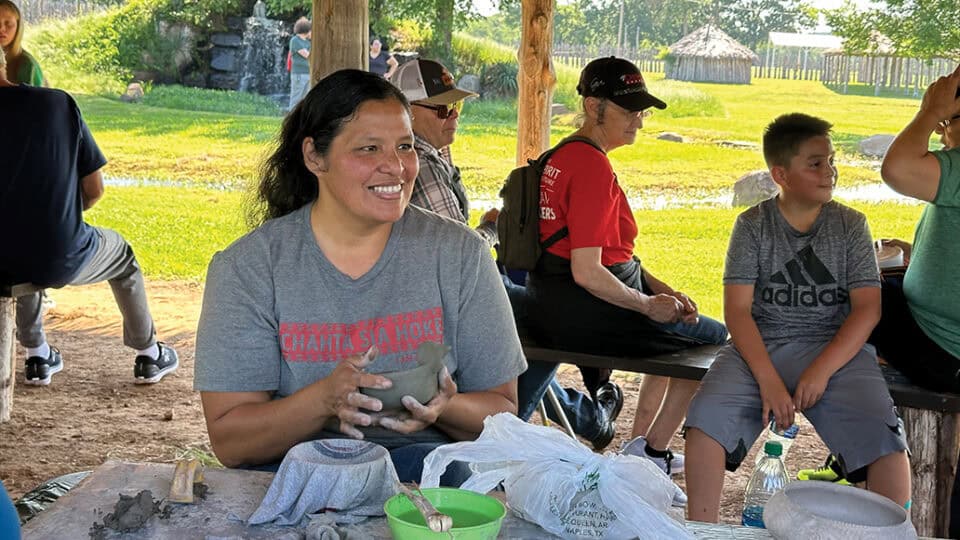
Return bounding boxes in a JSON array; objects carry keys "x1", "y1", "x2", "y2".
[
  {"x1": 24, "y1": 347, "x2": 63, "y2": 386},
  {"x1": 589, "y1": 382, "x2": 624, "y2": 451},
  {"x1": 134, "y1": 343, "x2": 179, "y2": 384},
  {"x1": 596, "y1": 381, "x2": 624, "y2": 423}
]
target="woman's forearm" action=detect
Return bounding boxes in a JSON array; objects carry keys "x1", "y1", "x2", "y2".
[
  {"x1": 204, "y1": 384, "x2": 334, "y2": 467},
  {"x1": 433, "y1": 390, "x2": 517, "y2": 441}
]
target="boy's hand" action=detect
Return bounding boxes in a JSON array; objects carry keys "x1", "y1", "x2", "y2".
[
  {"x1": 758, "y1": 377, "x2": 795, "y2": 431},
  {"x1": 793, "y1": 365, "x2": 831, "y2": 411}
]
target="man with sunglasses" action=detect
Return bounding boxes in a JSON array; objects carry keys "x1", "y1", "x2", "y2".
[{"x1": 391, "y1": 59, "x2": 499, "y2": 246}]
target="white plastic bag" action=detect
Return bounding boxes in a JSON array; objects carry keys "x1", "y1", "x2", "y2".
[{"x1": 421, "y1": 413, "x2": 693, "y2": 539}]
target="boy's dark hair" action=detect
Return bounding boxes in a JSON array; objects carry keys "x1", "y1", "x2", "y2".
[{"x1": 762, "y1": 113, "x2": 833, "y2": 168}]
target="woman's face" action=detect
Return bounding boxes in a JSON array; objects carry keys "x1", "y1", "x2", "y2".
[
  {"x1": 0, "y1": 8, "x2": 18, "y2": 49},
  {"x1": 370, "y1": 39, "x2": 381, "y2": 54},
  {"x1": 309, "y1": 98, "x2": 419, "y2": 228}
]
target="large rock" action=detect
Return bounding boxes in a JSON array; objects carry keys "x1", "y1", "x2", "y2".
[
  {"x1": 119, "y1": 83, "x2": 144, "y2": 103},
  {"x1": 858, "y1": 135, "x2": 895, "y2": 158},
  {"x1": 210, "y1": 48, "x2": 238, "y2": 72},
  {"x1": 658, "y1": 132, "x2": 685, "y2": 143},
  {"x1": 733, "y1": 170, "x2": 778, "y2": 207},
  {"x1": 458, "y1": 74, "x2": 481, "y2": 95},
  {"x1": 210, "y1": 33, "x2": 243, "y2": 48},
  {"x1": 208, "y1": 72, "x2": 241, "y2": 90},
  {"x1": 551, "y1": 103, "x2": 570, "y2": 116}
]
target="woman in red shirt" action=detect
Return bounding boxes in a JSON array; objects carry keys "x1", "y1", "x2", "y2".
[{"x1": 523, "y1": 58, "x2": 727, "y2": 497}]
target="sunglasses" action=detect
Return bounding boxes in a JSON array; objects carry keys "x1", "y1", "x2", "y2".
[{"x1": 413, "y1": 101, "x2": 462, "y2": 119}]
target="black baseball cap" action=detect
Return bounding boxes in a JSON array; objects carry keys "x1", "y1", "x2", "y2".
[{"x1": 577, "y1": 56, "x2": 667, "y2": 111}]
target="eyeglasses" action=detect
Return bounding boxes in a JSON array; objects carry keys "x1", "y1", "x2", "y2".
[
  {"x1": 413, "y1": 101, "x2": 462, "y2": 119},
  {"x1": 605, "y1": 99, "x2": 653, "y2": 120}
]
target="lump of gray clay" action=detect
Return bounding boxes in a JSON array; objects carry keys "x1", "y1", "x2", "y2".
[{"x1": 362, "y1": 342, "x2": 449, "y2": 410}]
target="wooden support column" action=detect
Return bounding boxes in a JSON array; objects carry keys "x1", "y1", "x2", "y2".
[
  {"x1": 516, "y1": 0, "x2": 556, "y2": 165},
  {"x1": 311, "y1": 0, "x2": 368, "y2": 83},
  {"x1": 0, "y1": 297, "x2": 15, "y2": 423},
  {"x1": 901, "y1": 407, "x2": 960, "y2": 538}
]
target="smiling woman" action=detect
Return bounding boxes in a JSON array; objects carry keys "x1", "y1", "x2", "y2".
[{"x1": 193, "y1": 69, "x2": 525, "y2": 484}]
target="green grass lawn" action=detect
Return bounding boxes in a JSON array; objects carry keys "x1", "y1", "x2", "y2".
[
  {"x1": 78, "y1": 76, "x2": 931, "y2": 198},
  {"x1": 86, "y1": 186, "x2": 924, "y2": 320},
  {"x1": 71, "y1": 76, "x2": 932, "y2": 316}
]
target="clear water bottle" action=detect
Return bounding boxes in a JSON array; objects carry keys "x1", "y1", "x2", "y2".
[
  {"x1": 742, "y1": 441, "x2": 789, "y2": 528},
  {"x1": 754, "y1": 420, "x2": 799, "y2": 464}
]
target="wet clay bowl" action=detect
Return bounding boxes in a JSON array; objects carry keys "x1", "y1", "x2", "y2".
[
  {"x1": 363, "y1": 360, "x2": 441, "y2": 411},
  {"x1": 362, "y1": 342, "x2": 449, "y2": 411},
  {"x1": 764, "y1": 481, "x2": 916, "y2": 539},
  {"x1": 384, "y1": 487, "x2": 506, "y2": 540}
]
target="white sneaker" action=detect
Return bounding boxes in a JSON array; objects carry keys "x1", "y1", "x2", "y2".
[
  {"x1": 620, "y1": 436, "x2": 685, "y2": 476},
  {"x1": 672, "y1": 485, "x2": 688, "y2": 507}
]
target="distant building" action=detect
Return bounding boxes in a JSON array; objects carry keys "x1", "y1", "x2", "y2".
[{"x1": 666, "y1": 24, "x2": 758, "y2": 84}]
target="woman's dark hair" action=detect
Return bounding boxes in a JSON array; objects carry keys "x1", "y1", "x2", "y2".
[{"x1": 250, "y1": 69, "x2": 410, "y2": 227}]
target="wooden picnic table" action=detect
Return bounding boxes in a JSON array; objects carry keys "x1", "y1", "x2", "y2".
[{"x1": 21, "y1": 460, "x2": 785, "y2": 539}]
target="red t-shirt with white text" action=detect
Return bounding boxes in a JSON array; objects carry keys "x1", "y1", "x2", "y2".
[{"x1": 539, "y1": 142, "x2": 637, "y2": 266}]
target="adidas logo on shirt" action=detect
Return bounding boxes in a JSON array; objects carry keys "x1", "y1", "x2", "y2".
[{"x1": 760, "y1": 245, "x2": 849, "y2": 307}]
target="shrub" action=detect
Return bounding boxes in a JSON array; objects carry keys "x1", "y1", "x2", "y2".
[
  {"x1": 26, "y1": 0, "x2": 184, "y2": 93},
  {"x1": 480, "y1": 62, "x2": 518, "y2": 99}
]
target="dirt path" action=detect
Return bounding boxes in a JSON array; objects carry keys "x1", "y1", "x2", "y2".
[{"x1": 0, "y1": 279, "x2": 829, "y2": 524}]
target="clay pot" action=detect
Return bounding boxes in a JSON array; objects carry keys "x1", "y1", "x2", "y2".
[
  {"x1": 764, "y1": 482, "x2": 916, "y2": 539},
  {"x1": 362, "y1": 342, "x2": 449, "y2": 411}
]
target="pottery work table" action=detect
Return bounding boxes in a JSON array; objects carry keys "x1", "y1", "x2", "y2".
[{"x1": 22, "y1": 460, "x2": 938, "y2": 539}]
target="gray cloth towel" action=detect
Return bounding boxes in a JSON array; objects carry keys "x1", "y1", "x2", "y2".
[{"x1": 248, "y1": 439, "x2": 400, "y2": 526}]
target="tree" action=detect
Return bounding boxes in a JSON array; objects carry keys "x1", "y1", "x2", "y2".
[
  {"x1": 827, "y1": 0, "x2": 960, "y2": 60},
  {"x1": 715, "y1": 0, "x2": 816, "y2": 50}
]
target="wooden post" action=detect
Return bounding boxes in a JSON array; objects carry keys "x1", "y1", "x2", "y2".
[
  {"x1": 311, "y1": 0, "x2": 368, "y2": 83},
  {"x1": 0, "y1": 297, "x2": 15, "y2": 423},
  {"x1": 901, "y1": 407, "x2": 960, "y2": 538},
  {"x1": 516, "y1": 0, "x2": 556, "y2": 165}
]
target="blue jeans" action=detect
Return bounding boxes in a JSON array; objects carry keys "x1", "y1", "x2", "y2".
[{"x1": 241, "y1": 441, "x2": 471, "y2": 487}]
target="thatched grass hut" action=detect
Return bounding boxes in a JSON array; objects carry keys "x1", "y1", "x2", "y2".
[{"x1": 666, "y1": 24, "x2": 759, "y2": 84}]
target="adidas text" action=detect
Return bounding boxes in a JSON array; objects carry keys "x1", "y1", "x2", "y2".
[{"x1": 760, "y1": 284, "x2": 849, "y2": 307}]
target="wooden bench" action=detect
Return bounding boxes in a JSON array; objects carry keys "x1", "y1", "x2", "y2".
[
  {"x1": 0, "y1": 282, "x2": 43, "y2": 423},
  {"x1": 523, "y1": 341, "x2": 960, "y2": 538}
]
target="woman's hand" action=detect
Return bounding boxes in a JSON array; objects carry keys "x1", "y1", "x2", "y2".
[
  {"x1": 375, "y1": 367, "x2": 458, "y2": 434},
  {"x1": 642, "y1": 293, "x2": 685, "y2": 323},
  {"x1": 323, "y1": 348, "x2": 392, "y2": 439},
  {"x1": 668, "y1": 290, "x2": 700, "y2": 324}
]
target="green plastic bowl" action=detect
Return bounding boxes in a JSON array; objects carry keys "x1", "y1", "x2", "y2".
[{"x1": 383, "y1": 487, "x2": 506, "y2": 540}]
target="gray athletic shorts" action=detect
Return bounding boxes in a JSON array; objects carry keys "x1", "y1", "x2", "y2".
[{"x1": 685, "y1": 340, "x2": 908, "y2": 475}]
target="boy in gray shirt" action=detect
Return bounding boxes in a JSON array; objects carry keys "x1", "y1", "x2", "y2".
[{"x1": 684, "y1": 113, "x2": 911, "y2": 522}]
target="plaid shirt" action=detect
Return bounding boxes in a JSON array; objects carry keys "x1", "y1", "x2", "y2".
[{"x1": 410, "y1": 136, "x2": 497, "y2": 247}]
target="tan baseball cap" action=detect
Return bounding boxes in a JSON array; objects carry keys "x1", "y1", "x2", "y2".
[{"x1": 391, "y1": 59, "x2": 478, "y2": 106}]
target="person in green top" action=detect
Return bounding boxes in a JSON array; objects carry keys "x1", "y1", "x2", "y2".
[
  {"x1": 0, "y1": 0, "x2": 44, "y2": 86},
  {"x1": 877, "y1": 66, "x2": 960, "y2": 536},
  {"x1": 287, "y1": 16, "x2": 310, "y2": 110}
]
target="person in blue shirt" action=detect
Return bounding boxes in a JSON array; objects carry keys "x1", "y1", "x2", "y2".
[{"x1": 0, "y1": 49, "x2": 178, "y2": 387}]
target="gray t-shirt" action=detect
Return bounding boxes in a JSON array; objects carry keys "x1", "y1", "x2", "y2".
[
  {"x1": 724, "y1": 197, "x2": 879, "y2": 344},
  {"x1": 195, "y1": 204, "x2": 526, "y2": 447}
]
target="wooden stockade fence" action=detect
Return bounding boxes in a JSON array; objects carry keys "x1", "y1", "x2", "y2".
[
  {"x1": 552, "y1": 44, "x2": 664, "y2": 73},
  {"x1": 822, "y1": 55, "x2": 960, "y2": 96}
]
